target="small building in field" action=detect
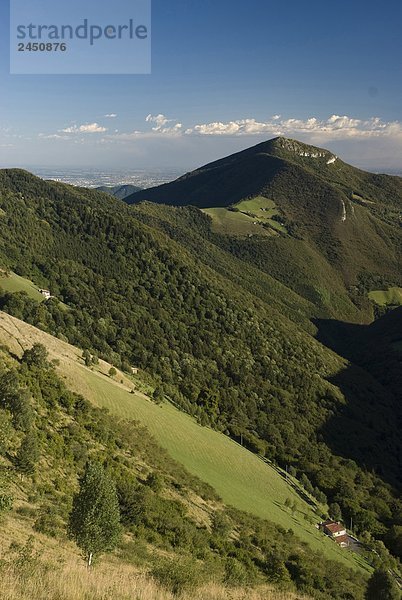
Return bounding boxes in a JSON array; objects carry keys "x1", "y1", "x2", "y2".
[
  {"x1": 39, "y1": 289, "x2": 51, "y2": 300},
  {"x1": 319, "y1": 520, "x2": 349, "y2": 547}
]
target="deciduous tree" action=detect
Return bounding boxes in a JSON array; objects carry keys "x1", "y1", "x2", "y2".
[
  {"x1": 365, "y1": 568, "x2": 400, "y2": 600},
  {"x1": 68, "y1": 461, "x2": 121, "y2": 566}
]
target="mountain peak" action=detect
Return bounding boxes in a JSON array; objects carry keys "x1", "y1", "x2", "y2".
[
  {"x1": 267, "y1": 137, "x2": 337, "y2": 163},
  {"x1": 126, "y1": 135, "x2": 402, "y2": 210}
]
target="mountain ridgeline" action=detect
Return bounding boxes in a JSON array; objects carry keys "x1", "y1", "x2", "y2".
[
  {"x1": 95, "y1": 184, "x2": 142, "y2": 200},
  {"x1": 0, "y1": 138, "x2": 401, "y2": 579}
]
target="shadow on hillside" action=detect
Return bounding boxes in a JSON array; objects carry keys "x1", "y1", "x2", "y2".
[
  {"x1": 313, "y1": 317, "x2": 365, "y2": 358},
  {"x1": 313, "y1": 318, "x2": 402, "y2": 488}
]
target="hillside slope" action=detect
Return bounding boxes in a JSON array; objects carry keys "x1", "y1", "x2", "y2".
[
  {"x1": 0, "y1": 314, "x2": 371, "y2": 599},
  {"x1": 316, "y1": 307, "x2": 402, "y2": 401},
  {"x1": 0, "y1": 310, "x2": 365, "y2": 569},
  {"x1": 127, "y1": 137, "x2": 402, "y2": 319},
  {"x1": 0, "y1": 167, "x2": 401, "y2": 565}
]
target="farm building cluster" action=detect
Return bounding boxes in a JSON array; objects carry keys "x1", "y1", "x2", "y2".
[{"x1": 318, "y1": 520, "x2": 349, "y2": 548}]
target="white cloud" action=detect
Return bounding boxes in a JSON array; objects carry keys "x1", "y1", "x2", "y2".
[
  {"x1": 61, "y1": 123, "x2": 108, "y2": 134},
  {"x1": 185, "y1": 114, "x2": 402, "y2": 140},
  {"x1": 146, "y1": 113, "x2": 170, "y2": 128},
  {"x1": 104, "y1": 113, "x2": 117, "y2": 118},
  {"x1": 39, "y1": 133, "x2": 69, "y2": 140},
  {"x1": 145, "y1": 113, "x2": 183, "y2": 135},
  {"x1": 185, "y1": 119, "x2": 282, "y2": 137}
]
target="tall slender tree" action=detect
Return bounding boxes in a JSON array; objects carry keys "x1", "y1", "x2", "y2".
[
  {"x1": 68, "y1": 461, "x2": 121, "y2": 566},
  {"x1": 15, "y1": 430, "x2": 39, "y2": 476}
]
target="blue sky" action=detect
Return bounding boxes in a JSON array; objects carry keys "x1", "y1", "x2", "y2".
[{"x1": 1, "y1": 0, "x2": 401, "y2": 170}]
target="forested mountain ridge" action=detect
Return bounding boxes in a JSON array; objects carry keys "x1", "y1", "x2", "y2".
[
  {"x1": 95, "y1": 184, "x2": 142, "y2": 199},
  {"x1": 127, "y1": 136, "x2": 402, "y2": 214},
  {"x1": 0, "y1": 166, "x2": 401, "y2": 571},
  {"x1": 315, "y1": 306, "x2": 402, "y2": 401},
  {"x1": 127, "y1": 137, "x2": 402, "y2": 323}
]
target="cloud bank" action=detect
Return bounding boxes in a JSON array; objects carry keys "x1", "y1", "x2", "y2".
[
  {"x1": 184, "y1": 114, "x2": 402, "y2": 140},
  {"x1": 27, "y1": 112, "x2": 402, "y2": 171},
  {"x1": 47, "y1": 113, "x2": 402, "y2": 144}
]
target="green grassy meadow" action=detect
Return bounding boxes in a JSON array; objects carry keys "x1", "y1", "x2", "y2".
[
  {"x1": 368, "y1": 287, "x2": 402, "y2": 306},
  {"x1": 203, "y1": 207, "x2": 273, "y2": 236},
  {"x1": 235, "y1": 196, "x2": 277, "y2": 214},
  {"x1": 80, "y1": 368, "x2": 368, "y2": 571},
  {"x1": 0, "y1": 271, "x2": 46, "y2": 302},
  {"x1": 203, "y1": 196, "x2": 287, "y2": 236}
]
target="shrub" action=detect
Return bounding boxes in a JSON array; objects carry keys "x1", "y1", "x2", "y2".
[
  {"x1": 33, "y1": 506, "x2": 63, "y2": 538},
  {"x1": 0, "y1": 411, "x2": 14, "y2": 454},
  {"x1": 223, "y1": 557, "x2": 250, "y2": 586},
  {"x1": 151, "y1": 557, "x2": 203, "y2": 595},
  {"x1": 145, "y1": 472, "x2": 163, "y2": 493},
  {"x1": 0, "y1": 493, "x2": 13, "y2": 514}
]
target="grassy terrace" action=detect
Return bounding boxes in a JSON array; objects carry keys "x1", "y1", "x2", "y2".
[
  {"x1": 203, "y1": 196, "x2": 287, "y2": 236},
  {"x1": 0, "y1": 271, "x2": 46, "y2": 302},
  {"x1": 368, "y1": 287, "x2": 402, "y2": 307}
]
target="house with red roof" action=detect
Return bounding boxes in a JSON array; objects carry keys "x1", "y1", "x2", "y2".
[{"x1": 319, "y1": 520, "x2": 349, "y2": 548}]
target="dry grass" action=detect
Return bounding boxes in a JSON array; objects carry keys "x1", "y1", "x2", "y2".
[
  {"x1": 0, "y1": 515, "x2": 311, "y2": 600},
  {"x1": 0, "y1": 560, "x2": 309, "y2": 600}
]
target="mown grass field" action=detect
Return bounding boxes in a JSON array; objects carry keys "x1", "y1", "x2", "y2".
[
  {"x1": 0, "y1": 271, "x2": 45, "y2": 302},
  {"x1": 0, "y1": 312, "x2": 369, "y2": 572},
  {"x1": 203, "y1": 196, "x2": 287, "y2": 236},
  {"x1": 235, "y1": 196, "x2": 277, "y2": 214},
  {"x1": 203, "y1": 207, "x2": 273, "y2": 236},
  {"x1": 368, "y1": 287, "x2": 402, "y2": 306}
]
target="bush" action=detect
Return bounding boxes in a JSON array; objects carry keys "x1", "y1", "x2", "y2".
[
  {"x1": 33, "y1": 506, "x2": 63, "y2": 538},
  {"x1": 365, "y1": 568, "x2": 400, "y2": 599},
  {"x1": 16, "y1": 506, "x2": 37, "y2": 519},
  {"x1": 263, "y1": 553, "x2": 292, "y2": 585},
  {"x1": 118, "y1": 538, "x2": 150, "y2": 567},
  {"x1": 22, "y1": 344, "x2": 49, "y2": 369},
  {"x1": 211, "y1": 510, "x2": 231, "y2": 538},
  {"x1": 145, "y1": 472, "x2": 163, "y2": 493},
  {"x1": 151, "y1": 557, "x2": 203, "y2": 595},
  {"x1": 8, "y1": 536, "x2": 42, "y2": 577},
  {"x1": 0, "y1": 411, "x2": 14, "y2": 454},
  {"x1": 0, "y1": 493, "x2": 13, "y2": 514},
  {"x1": 15, "y1": 431, "x2": 40, "y2": 476},
  {"x1": 223, "y1": 557, "x2": 250, "y2": 586}
]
